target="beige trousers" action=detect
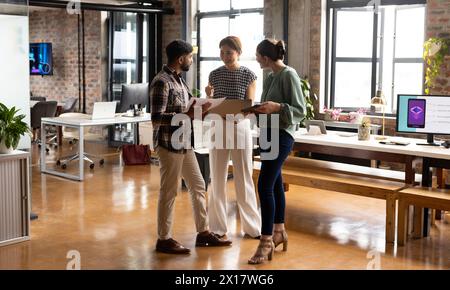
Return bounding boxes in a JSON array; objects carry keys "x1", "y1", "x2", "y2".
[{"x1": 156, "y1": 146, "x2": 208, "y2": 240}]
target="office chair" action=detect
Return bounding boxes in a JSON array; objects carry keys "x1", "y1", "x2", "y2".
[
  {"x1": 30, "y1": 96, "x2": 46, "y2": 102},
  {"x1": 30, "y1": 101, "x2": 57, "y2": 152},
  {"x1": 46, "y1": 97, "x2": 78, "y2": 148},
  {"x1": 61, "y1": 97, "x2": 78, "y2": 114},
  {"x1": 55, "y1": 113, "x2": 105, "y2": 170}
]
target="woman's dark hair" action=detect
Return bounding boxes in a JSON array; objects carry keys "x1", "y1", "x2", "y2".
[
  {"x1": 256, "y1": 39, "x2": 286, "y2": 61},
  {"x1": 166, "y1": 40, "x2": 193, "y2": 63},
  {"x1": 219, "y1": 36, "x2": 242, "y2": 54}
]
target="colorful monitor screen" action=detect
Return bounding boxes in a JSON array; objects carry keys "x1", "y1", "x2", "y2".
[
  {"x1": 29, "y1": 43, "x2": 53, "y2": 75},
  {"x1": 397, "y1": 94, "x2": 450, "y2": 135}
]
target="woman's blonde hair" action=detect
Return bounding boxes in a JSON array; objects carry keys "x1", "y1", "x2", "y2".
[{"x1": 256, "y1": 39, "x2": 286, "y2": 61}]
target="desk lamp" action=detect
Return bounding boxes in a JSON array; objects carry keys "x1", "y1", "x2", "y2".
[{"x1": 371, "y1": 90, "x2": 387, "y2": 140}]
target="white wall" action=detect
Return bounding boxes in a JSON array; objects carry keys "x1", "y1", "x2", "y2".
[{"x1": 0, "y1": 14, "x2": 31, "y2": 150}]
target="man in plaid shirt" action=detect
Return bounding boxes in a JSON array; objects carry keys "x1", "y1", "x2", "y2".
[{"x1": 150, "y1": 40, "x2": 232, "y2": 254}]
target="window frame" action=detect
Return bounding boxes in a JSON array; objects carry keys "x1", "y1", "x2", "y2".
[
  {"x1": 325, "y1": 0, "x2": 426, "y2": 115},
  {"x1": 196, "y1": 1, "x2": 264, "y2": 93}
]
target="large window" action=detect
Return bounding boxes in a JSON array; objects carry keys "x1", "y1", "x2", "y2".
[
  {"x1": 108, "y1": 12, "x2": 160, "y2": 146},
  {"x1": 197, "y1": 0, "x2": 264, "y2": 101},
  {"x1": 326, "y1": 0, "x2": 426, "y2": 113}
]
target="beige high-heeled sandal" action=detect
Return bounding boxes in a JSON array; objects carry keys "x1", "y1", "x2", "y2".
[
  {"x1": 248, "y1": 238, "x2": 275, "y2": 265},
  {"x1": 273, "y1": 230, "x2": 288, "y2": 251}
]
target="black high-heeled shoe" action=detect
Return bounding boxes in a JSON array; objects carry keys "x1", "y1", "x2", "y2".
[{"x1": 273, "y1": 230, "x2": 288, "y2": 251}]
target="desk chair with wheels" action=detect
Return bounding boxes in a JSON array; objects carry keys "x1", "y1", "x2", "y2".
[
  {"x1": 30, "y1": 96, "x2": 46, "y2": 102},
  {"x1": 56, "y1": 113, "x2": 105, "y2": 170},
  {"x1": 46, "y1": 97, "x2": 79, "y2": 148},
  {"x1": 61, "y1": 97, "x2": 78, "y2": 114},
  {"x1": 30, "y1": 101, "x2": 57, "y2": 152}
]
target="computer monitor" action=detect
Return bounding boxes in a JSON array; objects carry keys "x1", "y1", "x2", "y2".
[{"x1": 396, "y1": 94, "x2": 450, "y2": 146}]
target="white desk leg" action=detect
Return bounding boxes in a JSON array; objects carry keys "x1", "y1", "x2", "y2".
[
  {"x1": 79, "y1": 126, "x2": 84, "y2": 181},
  {"x1": 40, "y1": 122, "x2": 46, "y2": 172}
]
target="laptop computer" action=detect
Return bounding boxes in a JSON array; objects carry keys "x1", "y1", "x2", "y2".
[{"x1": 91, "y1": 102, "x2": 117, "y2": 120}]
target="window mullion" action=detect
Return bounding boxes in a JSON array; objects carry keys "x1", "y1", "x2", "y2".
[
  {"x1": 391, "y1": 7, "x2": 398, "y2": 113},
  {"x1": 330, "y1": 8, "x2": 338, "y2": 108},
  {"x1": 371, "y1": 9, "x2": 378, "y2": 101},
  {"x1": 378, "y1": 9, "x2": 385, "y2": 92}
]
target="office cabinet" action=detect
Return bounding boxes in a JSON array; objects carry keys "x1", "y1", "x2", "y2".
[{"x1": 0, "y1": 151, "x2": 30, "y2": 247}]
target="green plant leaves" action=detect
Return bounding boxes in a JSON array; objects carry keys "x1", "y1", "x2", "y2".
[
  {"x1": 0, "y1": 102, "x2": 30, "y2": 150},
  {"x1": 300, "y1": 77, "x2": 317, "y2": 127},
  {"x1": 423, "y1": 37, "x2": 450, "y2": 94}
]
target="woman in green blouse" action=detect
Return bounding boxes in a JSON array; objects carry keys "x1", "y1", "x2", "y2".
[{"x1": 248, "y1": 39, "x2": 306, "y2": 264}]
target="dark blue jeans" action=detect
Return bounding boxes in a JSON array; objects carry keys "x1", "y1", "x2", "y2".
[{"x1": 258, "y1": 129, "x2": 294, "y2": 235}]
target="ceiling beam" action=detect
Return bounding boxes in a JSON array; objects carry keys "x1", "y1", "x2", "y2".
[{"x1": 28, "y1": 0, "x2": 174, "y2": 14}]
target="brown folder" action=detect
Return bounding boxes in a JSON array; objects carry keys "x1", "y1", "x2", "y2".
[{"x1": 207, "y1": 99, "x2": 252, "y2": 117}]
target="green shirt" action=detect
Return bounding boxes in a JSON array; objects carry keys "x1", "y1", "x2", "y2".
[{"x1": 260, "y1": 66, "x2": 306, "y2": 138}]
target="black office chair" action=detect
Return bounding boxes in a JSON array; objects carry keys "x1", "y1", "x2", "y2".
[
  {"x1": 116, "y1": 83, "x2": 149, "y2": 113},
  {"x1": 30, "y1": 96, "x2": 46, "y2": 102},
  {"x1": 30, "y1": 101, "x2": 57, "y2": 152}
]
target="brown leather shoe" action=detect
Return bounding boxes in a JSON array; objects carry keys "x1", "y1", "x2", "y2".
[
  {"x1": 156, "y1": 238, "x2": 190, "y2": 254},
  {"x1": 214, "y1": 233, "x2": 228, "y2": 240},
  {"x1": 196, "y1": 232, "x2": 232, "y2": 247}
]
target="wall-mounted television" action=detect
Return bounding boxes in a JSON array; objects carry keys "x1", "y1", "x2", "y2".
[{"x1": 29, "y1": 43, "x2": 53, "y2": 75}]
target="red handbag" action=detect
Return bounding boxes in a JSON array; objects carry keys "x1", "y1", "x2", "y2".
[{"x1": 122, "y1": 144, "x2": 150, "y2": 165}]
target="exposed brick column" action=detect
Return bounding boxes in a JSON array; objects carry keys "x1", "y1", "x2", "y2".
[
  {"x1": 161, "y1": 0, "x2": 183, "y2": 65},
  {"x1": 426, "y1": 0, "x2": 450, "y2": 95}
]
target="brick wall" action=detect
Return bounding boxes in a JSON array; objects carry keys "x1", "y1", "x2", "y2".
[
  {"x1": 263, "y1": 0, "x2": 321, "y2": 101},
  {"x1": 309, "y1": 0, "x2": 322, "y2": 104},
  {"x1": 29, "y1": 9, "x2": 102, "y2": 113},
  {"x1": 161, "y1": 0, "x2": 183, "y2": 65}
]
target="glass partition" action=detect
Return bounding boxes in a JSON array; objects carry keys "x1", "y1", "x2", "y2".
[{"x1": 0, "y1": 0, "x2": 30, "y2": 149}]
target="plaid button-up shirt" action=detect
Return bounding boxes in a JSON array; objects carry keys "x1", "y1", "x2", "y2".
[{"x1": 150, "y1": 65, "x2": 193, "y2": 154}]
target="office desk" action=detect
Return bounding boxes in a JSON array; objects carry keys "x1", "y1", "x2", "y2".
[
  {"x1": 292, "y1": 129, "x2": 450, "y2": 237},
  {"x1": 421, "y1": 157, "x2": 450, "y2": 236},
  {"x1": 40, "y1": 114, "x2": 151, "y2": 181},
  {"x1": 292, "y1": 129, "x2": 426, "y2": 184}
]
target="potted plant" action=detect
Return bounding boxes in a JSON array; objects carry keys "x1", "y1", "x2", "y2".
[
  {"x1": 300, "y1": 77, "x2": 318, "y2": 127},
  {"x1": 423, "y1": 37, "x2": 450, "y2": 94},
  {"x1": 323, "y1": 107, "x2": 342, "y2": 121},
  {"x1": 348, "y1": 108, "x2": 367, "y2": 124},
  {"x1": 0, "y1": 103, "x2": 30, "y2": 154},
  {"x1": 358, "y1": 117, "x2": 371, "y2": 141},
  {"x1": 192, "y1": 88, "x2": 202, "y2": 98}
]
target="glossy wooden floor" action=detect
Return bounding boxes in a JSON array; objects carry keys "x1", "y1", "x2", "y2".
[{"x1": 1, "y1": 143, "x2": 450, "y2": 269}]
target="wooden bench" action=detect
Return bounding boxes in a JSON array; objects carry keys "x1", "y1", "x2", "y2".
[
  {"x1": 397, "y1": 187, "x2": 450, "y2": 246},
  {"x1": 250, "y1": 157, "x2": 411, "y2": 243}
]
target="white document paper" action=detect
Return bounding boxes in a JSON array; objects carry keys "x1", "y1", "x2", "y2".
[{"x1": 184, "y1": 97, "x2": 226, "y2": 113}]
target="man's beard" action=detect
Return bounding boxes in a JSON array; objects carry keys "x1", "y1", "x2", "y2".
[{"x1": 181, "y1": 63, "x2": 190, "y2": 72}]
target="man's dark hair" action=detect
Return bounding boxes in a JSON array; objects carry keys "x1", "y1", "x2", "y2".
[{"x1": 166, "y1": 40, "x2": 193, "y2": 64}]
